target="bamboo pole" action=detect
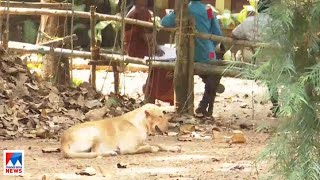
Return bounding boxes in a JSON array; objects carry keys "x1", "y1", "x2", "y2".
[
  {"x1": 0, "y1": 2, "x2": 72, "y2": 9},
  {"x1": 0, "y1": 7, "x2": 277, "y2": 48},
  {"x1": 194, "y1": 33, "x2": 276, "y2": 48},
  {"x1": 118, "y1": 0, "x2": 126, "y2": 95},
  {"x1": 3, "y1": 0, "x2": 10, "y2": 50},
  {"x1": 0, "y1": 7, "x2": 175, "y2": 31},
  {"x1": 208, "y1": 59, "x2": 256, "y2": 68},
  {"x1": 174, "y1": 0, "x2": 189, "y2": 113},
  {"x1": 38, "y1": 34, "x2": 77, "y2": 47},
  {"x1": 7, "y1": 41, "x2": 242, "y2": 77},
  {"x1": 90, "y1": 6, "x2": 97, "y2": 89},
  {"x1": 150, "y1": 61, "x2": 242, "y2": 77}
]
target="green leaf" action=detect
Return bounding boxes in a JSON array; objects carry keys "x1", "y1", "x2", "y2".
[
  {"x1": 110, "y1": 0, "x2": 120, "y2": 15},
  {"x1": 95, "y1": 21, "x2": 113, "y2": 31},
  {"x1": 110, "y1": 21, "x2": 121, "y2": 31},
  {"x1": 96, "y1": 31, "x2": 102, "y2": 42},
  {"x1": 72, "y1": 4, "x2": 86, "y2": 11},
  {"x1": 248, "y1": 0, "x2": 258, "y2": 9},
  {"x1": 237, "y1": 8, "x2": 248, "y2": 23}
]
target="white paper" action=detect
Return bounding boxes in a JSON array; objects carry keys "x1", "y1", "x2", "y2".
[{"x1": 144, "y1": 45, "x2": 176, "y2": 62}]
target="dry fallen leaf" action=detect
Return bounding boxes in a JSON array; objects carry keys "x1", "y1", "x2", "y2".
[
  {"x1": 41, "y1": 109, "x2": 48, "y2": 118},
  {"x1": 167, "y1": 132, "x2": 178, "y2": 136},
  {"x1": 117, "y1": 163, "x2": 127, "y2": 169},
  {"x1": 191, "y1": 132, "x2": 211, "y2": 140},
  {"x1": 231, "y1": 130, "x2": 246, "y2": 144},
  {"x1": 230, "y1": 165, "x2": 245, "y2": 171},
  {"x1": 240, "y1": 103, "x2": 248, "y2": 108},
  {"x1": 179, "y1": 124, "x2": 196, "y2": 134},
  {"x1": 76, "y1": 167, "x2": 97, "y2": 176},
  {"x1": 25, "y1": 83, "x2": 39, "y2": 91},
  {"x1": 48, "y1": 92, "x2": 60, "y2": 103},
  {"x1": 42, "y1": 147, "x2": 61, "y2": 153},
  {"x1": 67, "y1": 109, "x2": 85, "y2": 120},
  {"x1": 177, "y1": 135, "x2": 192, "y2": 141},
  {"x1": 0, "y1": 52, "x2": 146, "y2": 139},
  {"x1": 35, "y1": 128, "x2": 50, "y2": 139},
  {"x1": 85, "y1": 100, "x2": 102, "y2": 109},
  {"x1": 85, "y1": 106, "x2": 108, "y2": 121},
  {"x1": 77, "y1": 95, "x2": 85, "y2": 108},
  {"x1": 22, "y1": 133, "x2": 36, "y2": 139}
]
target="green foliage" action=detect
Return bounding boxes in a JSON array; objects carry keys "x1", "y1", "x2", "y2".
[
  {"x1": 23, "y1": 20, "x2": 37, "y2": 44},
  {"x1": 219, "y1": 9, "x2": 237, "y2": 28},
  {"x1": 72, "y1": 78, "x2": 84, "y2": 87},
  {"x1": 72, "y1": 4, "x2": 86, "y2": 11},
  {"x1": 252, "y1": 0, "x2": 320, "y2": 179},
  {"x1": 109, "y1": 0, "x2": 120, "y2": 15},
  {"x1": 218, "y1": 0, "x2": 258, "y2": 28},
  {"x1": 89, "y1": 20, "x2": 121, "y2": 42}
]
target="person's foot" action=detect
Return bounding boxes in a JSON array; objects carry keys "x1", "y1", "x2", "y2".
[
  {"x1": 195, "y1": 107, "x2": 210, "y2": 117},
  {"x1": 270, "y1": 105, "x2": 280, "y2": 117}
]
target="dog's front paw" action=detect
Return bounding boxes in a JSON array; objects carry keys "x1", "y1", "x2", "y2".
[
  {"x1": 151, "y1": 146, "x2": 160, "y2": 153},
  {"x1": 169, "y1": 146, "x2": 182, "y2": 153},
  {"x1": 109, "y1": 151, "x2": 118, "y2": 156},
  {"x1": 101, "y1": 151, "x2": 118, "y2": 157}
]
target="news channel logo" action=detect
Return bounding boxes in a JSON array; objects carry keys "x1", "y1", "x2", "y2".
[{"x1": 3, "y1": 150, "x2": 24, "y2": 176}]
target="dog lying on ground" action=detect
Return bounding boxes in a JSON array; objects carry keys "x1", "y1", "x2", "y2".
[{"x1": 61, "y1": 104, "x2": 181, "y2": 159}]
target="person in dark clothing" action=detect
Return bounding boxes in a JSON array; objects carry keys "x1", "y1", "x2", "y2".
[
  {"x1": 124, "y1": 0, "x2": 173, "y2": 105},
  {"x1": 119, "y1": 0, "x2": 153, "y2": 14},
  {"x1": 161, "y1": 0, "x2": 223, "y2": 116},
  {"x1": 124, "y1": 0, "x2": 153, "y2": 58}
]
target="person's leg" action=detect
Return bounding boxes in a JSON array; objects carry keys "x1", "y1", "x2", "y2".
[
  {"x1": 196, "y1": 74, "x2": 222, "y2": 116},
  {"x1": 196, "y1": 75, "x2": 213, "y2": 116},
  {"x1": 143, "y1": 69, "x2": 156, "y2": 104},
  {"x1": 196, "y1": 75, "x2": 210, "y2": 116},
  {"x1": 267, "y1": 83, "x2": 279, "y2": 116},
  {"x1": 207, "y1": 75, "x2": 222, "y2": 116}
]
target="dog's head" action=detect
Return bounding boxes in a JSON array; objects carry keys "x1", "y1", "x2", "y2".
[{"x1": 143, "y1": 104, "x2": 169, "y2": 136}]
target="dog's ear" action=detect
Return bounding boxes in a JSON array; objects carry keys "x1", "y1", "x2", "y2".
[{"x1": 145, "y1": 110, "x2": 151, "y2": 117}]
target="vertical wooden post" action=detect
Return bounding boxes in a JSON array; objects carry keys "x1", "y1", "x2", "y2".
[
  {"x1": 118, "y1": 0, "x2": 126, "y2": 94},
  {"x1": 174, "y1": 0, "x2": 190, "y2": 113},
  {"x1": 3, "y1": 0, "x2": 9, "y2": 50},
  {"x1": 90, "y1": 6, "x2": 97, "y2": 89},
  {"x1": 112, "y1": 64, "x2": 120, "y2": 94},
  {"x1": 187, "y1": 17, "x2": 195, "y2": 115}
]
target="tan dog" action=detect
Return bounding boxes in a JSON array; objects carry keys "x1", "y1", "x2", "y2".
[{"x1": 61, "y1": 104, "x2": 181, "y2": 158}]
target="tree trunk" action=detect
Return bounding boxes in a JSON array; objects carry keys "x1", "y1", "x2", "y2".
[{"x1": 37, "y1": 0, "x2": 70, "y2": 85}]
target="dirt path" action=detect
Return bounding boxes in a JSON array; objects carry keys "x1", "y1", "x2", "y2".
[
  {"x1": 1, "y1": 133, "x2": 269, "y2": 180},
  {"x1": 1, "y1": 72, "x2": 276, "y2": 180}
]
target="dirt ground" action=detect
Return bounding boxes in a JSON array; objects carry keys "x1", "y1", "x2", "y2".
[{"x1": 1, "y1": 71, "x2": 277, "y2": 180}]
